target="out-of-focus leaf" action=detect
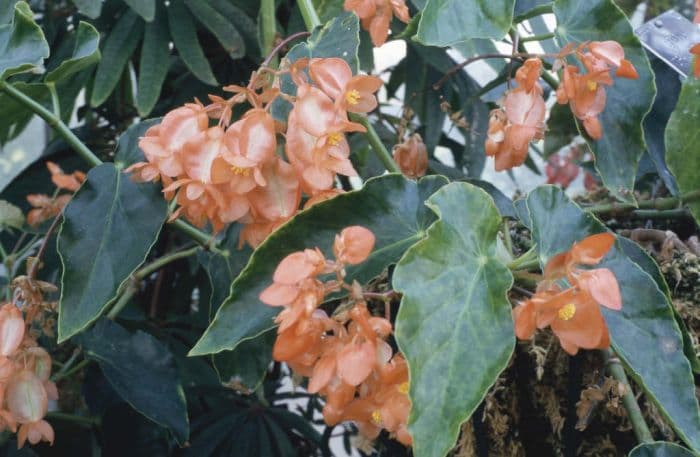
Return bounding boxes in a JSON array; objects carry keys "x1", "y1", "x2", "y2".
[
  {"x1": 0, "y1": 82, "x2": 50, "y2": 146},
  {"x1": 136, "y1": 10, "x2": 170, "y2": 116},
  {"x1": 553, "y1": 0, "x2": 656, "y2": 203},
  {"x1": 629, "y1": 442, "x2": 697, "y2": 457},
  {"x1": 81, "y1": 318, "x2": 189, "y2": 444},
  {"x1": 526, "y1": 186, "x2": 700, "y2": 453},
  {"x1": 189, "y1": 174, "x2": 448, "y2": 356},
  {"x1": 514, "y1": 0, "x2": 551, "y2": 15},
  {"x1": 394, "y1": 182, "x2": 513, "y2": 457},
  {"x1": 123, "y1": 0, "x2": 155, "y2": 21},
  {"x1": 416, "y1": 0, "x2": 515, "y2": 46},
  {"x1": 57, "y1": 163, "x2": 167, "y2": 342},
  {"x1": 665, "y1": 64, "x2": 700, "y2": 224},
  {"x1": 205, "y1": 0, "x2": 261, "y2": 59},
  {"x1": 271, "y1": 12, "x2": 360, "y2": 121},
  {"x1": 185, "y1": 0, "x2": 245, "y2": 59},
  {"x1": 0, "y1": 199, "x2": 23, "y2": 229},
  {"x1": 90, "y1": 10, "x2": 144, "y2": 106},
  {"x1": 0, "y1": 1, "x2": 49, "y2": 79},
  {"x1": 45, "y1": 21, "x2": 101, "y2": 83},
  {"x1": 167, "y1": 0, "x2": 217, "y2": 85},
  {"x1": 72, "y1": 0, "x2": 104, "y2": 19}
]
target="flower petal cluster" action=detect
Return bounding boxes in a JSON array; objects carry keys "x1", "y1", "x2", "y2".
[
  {"x1": 344, "y1": 0, "x2": 410, "y2": 47},
  {"x1": 556, "y1": 41, "x2": 638, "y2": 140},
  {"x1": 27, "y1": 162, "x2": 85, "y2": 226},
  {"x1": 513, "y1": 233, "x2": 622, "y2": 355},
  {"x1": 0, "y1": 303, "x2": 57, "y2": 448},
  {"x1": 259, "y1": 226, "x2": 412, "y2": 446},
  {"x1": 392, "y1": 133, "x2": 428, "y2": 179},
  {"x1": 486, "y1": 58, "x2": 546, "y2": 171},
  {"x1": 128, "y1": 58, "x2": 381, "y2": 247}
]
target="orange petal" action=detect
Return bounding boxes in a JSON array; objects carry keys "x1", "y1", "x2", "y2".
[
  {"x1": 337, "y1": 341, "x2": 375, "y2": 385},
  {"x1": 576, "y1": 268, "x2": 622, "y2": 310},
  {"x1": 570, "y1": 233, "x2": 615, "y2": 265},
  {"x1": 333, "y1": 226, "x2": 376, "y2": 265},
  {"x1": 260, "y1": 282, "x2": 299, "y2": 306},
  {"x1": 309, "y1": 57, "x2": 353, "y2": 101}
]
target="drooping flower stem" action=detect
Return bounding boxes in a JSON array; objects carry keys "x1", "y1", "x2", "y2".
[
  {"x1": 604, "y1": 350, "x2": 654, "y2": 444},
  {"x1": 260, "y1": 0, "x2": 277, "y2": 56},
  {"x1": 349, "y1": 114, "x2": 401, "y2": 174},
  {"x1": 0, "y1": 80, "x2": 101, "y2": 167}
]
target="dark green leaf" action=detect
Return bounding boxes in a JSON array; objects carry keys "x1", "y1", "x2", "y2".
[
  {"x1": 189, "y1": 174, "x2": 448, "y2": 356},
  {"x1": 526, "y1": 186, "x2": 700, "y2": 452},
  {"x1": 415, "y1": 0, "x2": 515, "y2": 46},
  {"x1": 553, "y1": 0, "x2": 656, "y2": 203},
  {"x1": 114, "y1": 118, "x2": 162, "y2": 168},
  {"x1": 514, "y1": 0, "x2": 551, "y2": 15},
  {"x1": 136, "y1": 10, "x2": 170, "y2": 116},
  {"x1": 72, "y1": 0, "x2": 103, "y2": 19},
  {"x1": 123, "y1": 0, "x2": 155, "y2": 21},
  {"x1": 185, "y1": 0, "x2": 245, "y2": 58},
  {"x1": 271, "y1": 12, "x2": 360, "y2": 121},
  {"x1": 81, "y1": 318, "x2": 189, "y2": 444},
  {"x1": 543, "y1": 103, "x2": 578, "y2": 157},
  {"x1": 205, "y1": 0, "x2": 261, "y2": 59},
  {"x1": 629, "y1": 442, "x2": 697, "y2": 457},
  {"x1": 0, "y1": 82, "x2": 50, "y2": 145},
  {"x1": 665, "y1": 67, "x2": 700, "y2": 223},
  {"x1": 90, "y1": 10, "x2": 144, "y2": 106},
  {"x1": 167, "y1": 0, "x2": 218, "y2": 85},
  {"x1": 45, "y1": 21, "x2": 101, "y2": 83},
  {"x1": 0, "y1": 1, "x2": 49, "y2": 79},
  {"x1": 394, "y1": 182, "x2": 514, "y2": 457},
  {"x1": 57, "y1": 163, "x2": 168, "y2": 342}
]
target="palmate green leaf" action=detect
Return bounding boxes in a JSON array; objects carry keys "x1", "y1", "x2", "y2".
[
  {"x1": 665, "y1": 68, "x2": 700, "y2": 224},
  {"x1": 189, "y1": 174, "x2": 447, "y2": 356},
  {"x1": 90, "y1": 10, "x2": 144, "y2": 106},
  {"x1": 45, "y1": 21, "x2": 100, "y2": 83},
  {"x1": 629, "y1": 442, "x2": 697, "y2": 457},
  {"x1": 81, "y1": 318, "x2": 189, "y2": 444},
  {"x1": 185, "y1": 0, "x2": 245, "y2": 59},
  {"x1": 271, "y1": 11, "x2": 360, "y2": 121},
  {"x1": 526, "y1": 186, "x2": 700, "y2": 452},
  {"x1": 0, "y1": 1, "x2": 49, "y2": 79},
  {"x1": 57, "y1": 163, "x2": 168, "y2": 342},
  {"x1": 122, "y1": 0, "x2": 155, "y2": 22},
  {"x1": 415, "y1": 0, "x2": 515, "y2": 46},
  {"x1": 167, "y1": 0, "x2": 217, "y2": 85},
  {"x1": 136, "y1": 9, "x2": 170, "y2": 116},
  {"x1": 553, "y1": 0, "x2": 655, "y2": 203},
  {"x1": 394, "y1": 182, "x2": 514, "y2": 457},
  {"x1": 72, "y1": 0, "x2": 103, "y2": 19}
]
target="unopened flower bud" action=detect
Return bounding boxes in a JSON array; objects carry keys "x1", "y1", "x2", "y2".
[
  {"x1": 392, "y1": 134, "x2": 428, "y2": 179},
  {"x1": 0, "y1": 304, "x2": 25, "y2": 357}
]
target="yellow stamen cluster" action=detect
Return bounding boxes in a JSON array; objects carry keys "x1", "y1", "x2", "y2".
[
  {"x1": 587, "y1": 80, "x2": 598, "y2": 91},
  {"x1": 398, "y1": 382, "x2": 409, "y2": 395},
  {"x1": 558, "y1": 303, "x2": 577, "y2": 321},
  {"x1": 345, "y1": 89, "x2": 361, "y2": 105},
  {"x1": 371, "y1": 410, "x2": 382, "y2": 425},
  {"x1": 327, "y1": 132, "x2": 343, "y2": 146},
  {"x1": 231, "y1": 166, "x2": 251, "y2": 176}
]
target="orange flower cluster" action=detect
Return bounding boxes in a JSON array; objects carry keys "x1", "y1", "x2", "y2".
[
  {"x1": 0, "y1": 303, "x2": 57, "y2": 447},
  {"x1": 392, "y1": 133, "x2": 428, "y2": 179},
  {"x1": 486, "y1": 58, "x2": 546, "y2": 171},
  {"x1": 27, "y1": 162, "x2": 85, "y2": 226},
  {"x1": 545, "y1": 146, "x2": 583, "y2": 189},
  {"x1": 344, "y1": 0, "x2": 410, "y2": 47},
  {"x1": 128, "y1": 58, "x2": 382, "y2": 248},
  {"x1": 259, "y1": 226, "x2": 411, "y2": 446},
  {"x1": 513, "y1": 233, "x2": 622, "y2": 355},
  {"x1": 556, "y1": 41, "x2": 638, "y2": 140}
]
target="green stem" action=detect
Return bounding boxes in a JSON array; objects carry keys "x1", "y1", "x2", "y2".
[
  {"x1": 297, "y1": 0, "x2": 321, "y2": 29},
  {"x1": 0, "y1": 80, "x2": 101, "y2": 167},
  {"x1": 107, "y1": 282, "x2": 138, "y2": 319},
  {"x1": 349, "y1": 114, "x2": 401, "y2": 173},
  {"x1": 520, "y1": 32, "x2": 555, "y2": 43},
  {"x1": 46, "y1": 411, "x2": 100, "y2": 427},
  {"x1": 502, "y1": 219, "x2": 513, "y2": 256},
  {"x1": 51, "y1": 349, "x2": 81, "y2": 381},
  {"x1": 514, "y1": 3, "x2": 554, "y2": 23},
  {"x1": 46, "y1": 82, "x2": 61, "y2": 118},
  {"x1": 587, "y1": 190, "x2": 700, "y2": 217},
  {"x1": 541, "y1": 71, "x2": 559, "y2": 90},
  {"x1": 52, "y1": 358, "x2": 91, "y2": 382},
  {"x1": 604, "y1": 350, "x2": 654, "y2": 444},
  {"x1": 507, "y1": 245, "x2": 540, "y2": 270},
  {"x1": 135, "y1": 246, "x2": 200, "y2": 280},
  {"x1": 630, "y1": 208, "x2": 692, "y2": 219},
  {"x1": 261, "y1": 0, "x2": 277, "y2": 57},
  {"x1": 171, "y1": 220, "x2": 228, "y2": 257}
]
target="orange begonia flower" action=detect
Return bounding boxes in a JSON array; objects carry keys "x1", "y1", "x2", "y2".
[
  {"x1": 393, "y1": 133, "x2": 428, "y2": 179},
  {"x1": 513, "y1": 233, "x2": 622, "y2": 355},
  {"x1": 0, "y1": 305, "x2": 24, "y2": 357},
  {"x1": 691, "y1": 43, "x2": 700, "y2": 79},
  {"x1": 333, "y1": 226, "x2": 376, "y2": 265},
  {"x1": 46, "y1": 162, "x2": 85, "y2": 192},
  {"x1": 345, "y1": 0, "x2": 410, "y2": 47},
  {"x1": 309, "y1": 58, "x2": 383, "y2": 113},
  {"x1": 26, "y1": 194, "x2": 71, "y2": 227}
]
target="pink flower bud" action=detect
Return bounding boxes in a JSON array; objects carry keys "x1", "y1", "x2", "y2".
[
  {"x1": 0, "y1": 304, "x2": 25, "y2": 357},
  {"x1": 6, "y1": 371, "x2": 48, "y2": 424}
]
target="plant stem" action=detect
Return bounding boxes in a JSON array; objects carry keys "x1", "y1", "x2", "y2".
[
  {"x1": 107, "y1": 282, "x2": 138, "y2": 319},
  {"x1": 46, "y1": 82, "x2": 61, "y2": 118},
  {"x1": 604, "y1": 350, "x2": 654, "y2": 444},
  {"x1": 502, "y1": 219, "x2": 514, "y2": 256},
  {"x1": 520, "y1": 33, "x2": 555, "y2": 43},
  {"x1": 349, "y1": 114, "x2": 400, "y2": 173},
  {"x1": 507, "y1": 245, "x2": 540, "y2": 270},
  {"x1": 170, "y1": 220, "x2": 228, "y2": 257},
  {"x1": 297, "y1": 0, "x2": 321, "y2": 29},
  {"x1": 587, "y1": 190, "x2": 700, "y2": 217},
  {"x1": 52, "y1": 358, "x2": 91, "y2": 382},
  {"x1": 46, "y1": 411, "x2": 100, "y2": 427},
  {"x1": 513, "y1": 3, "x2": 554, "y2": 23},
  {"x1": 135, "y1": 246, "x2": 200, "y2": 280},
  {"x1": 261, "y1": 0, "x2": 277, "y2": 56},
  {"x1": 541, "y1": 70, "x2": 560, "y2": 90},
  {"x1": 51, "y1": 349, "x2": 81, "y2": 381},
  {"x1": 0, "y1": 80, "x2": 101, "y2": 167},
  {"x1": 261, "y1": 31, "x2": 310, "y2": 68}
]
